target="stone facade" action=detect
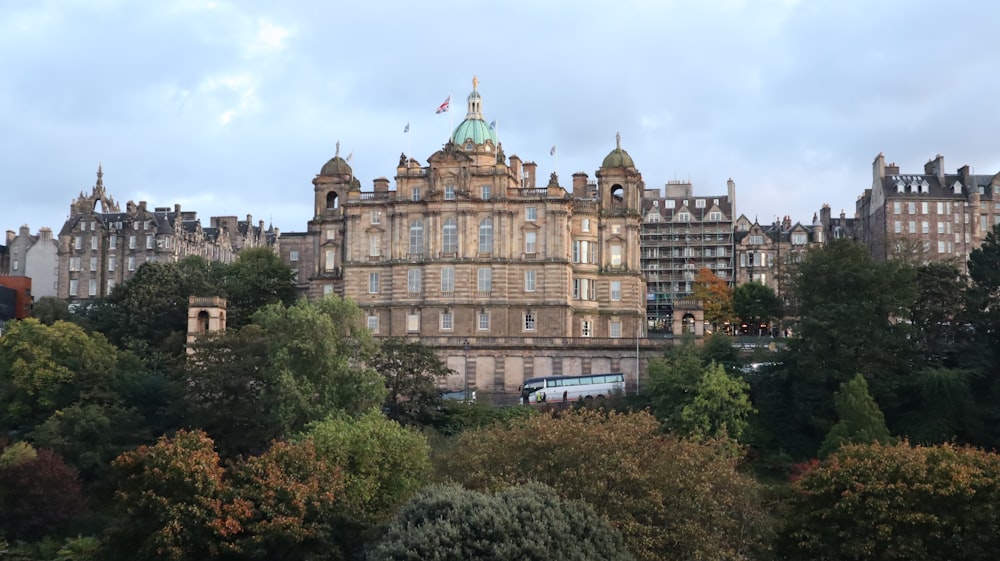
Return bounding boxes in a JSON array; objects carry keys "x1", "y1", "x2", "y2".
[
  {"x1": 640, "y1": 179, "x2": 736, "y2": 334},
  {"x1": 283, "y1": 80, "x2": 655, "y2": 399},
  {"x1": 57, "y1": 165, "x2": 276, "y2": 303},
  {"x1": 856, "y1": 153, "x2": 1000, "y2": 271}
]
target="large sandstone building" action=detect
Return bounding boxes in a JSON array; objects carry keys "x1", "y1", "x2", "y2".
[
  {"x1": 281, "y1": 79, "x2": 654, "y2": 398},
  {"x1": 856, "y1": 153, "x2": 1000, "y2": 271}
]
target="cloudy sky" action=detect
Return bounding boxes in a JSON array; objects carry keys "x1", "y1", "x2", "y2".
[{"x1": 3, "y1": 0, "x2": 999, "y2": 236}]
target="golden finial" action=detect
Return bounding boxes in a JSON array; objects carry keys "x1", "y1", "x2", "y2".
[{"x1": 472, "y1": 75, "x2": 479, "y2": 90}]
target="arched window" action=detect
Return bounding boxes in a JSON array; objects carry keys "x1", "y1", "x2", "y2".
[
  {"x1": 442, "y1": 217, "x2": 458, "y2": 253},
  {"x1": 610, "y1": 185, "x2": 624, "y2": 201},
  {"x1": 479, "y1": 217, "x2": 493, "y2": 254},
  {"x1": 198, "y1": 310, "x2": 210, "y2": 333},
  {"x1": 325, "y1": 192, "x2": 338, "y2": 210},
  {"x1": 409, "y1": 219, "x2": 424, "y2": 255}
]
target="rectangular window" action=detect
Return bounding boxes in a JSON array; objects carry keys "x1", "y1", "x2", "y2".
[
  {"x1": 792, "y1": 233, "x2": 808, "y2": 245},
  {"x1": 708, "y1": 211, "x2": 722, "y2": 221},
  {"x1": 610, "y1": 244, "x2": 622, "y2": 266},
  {"x1": 369, "y1": 234, "x2": 381, "y2": 257},
  {"x1": 938, "y1": 240, "x2": 947, "y2": 253},
  {"x1": 477, "y1": 268, "x2": 492, "y2": 292},
  {"x1": 146, "y1": 234, "x2": 154, "y2": 249},
  {"x1": 289, "y1": 250, "x2": 299, "y2": 262},
  {"x1": 581, "y1": 218, "x2": 590, "y2": 232},
  {"x1": 937, "y1": 222, "x2": 946, "y2": 234},
  {"x1": 440, "y1": 311, "x2": 454, "y2": 330},
  {"x1": 109, "y1": 236, "x2": 117, "y2": 250},
  {"x1": 411, "y1": 187, "x2": 421, "y2": 201},
  {"x1": 371, "y1": 210, "x2": 381, "y2": 224},
  {"x1": 407, "y1": 313, "x2": 420, "y2": 332},
  {"x1": 74, "y1": 235, "x2": 82, "y2": 250},
  {"x1": 937, "y1": 202, "x2": 945, "y2": 214},
  {"x1": 326, "y1": 228, "x2": 336, "y2": 241},
  {"x1": 525, "y1": 231, "x2": 537, "y2": 254},
  {"x1": 367, "y1": 314, "x2": 379, "y2": 332},
  {"x1": 88, "y1": 279, "x2": 97, "y2": 296},
  {"x1": 524, "y1": 270, "x2": 536, "y2": 292},
  {"x1": 407, "y1": 268, "x2": 422, "y2": 293},
  {"x1": 894, "y1": 201, "x2": 902, "y2": 215},
  {"x1": 128, "y1": 256, "x2": 136, "y2": 271},
  {"x1": 581, "y1": 320, "x2": 592, "y2": 337},
  {"x1": 921, "y1": 202, "x2": 929, "y2": 214},
  {"x1": 91, "y1": 236, "x2": 99, "y2": 250},
  {"x1": 368, "y1": 272, "x2": 380, "y2": 294},
  {"x1": 444, "y1": 185, "x2": 456, "y2": 200},
  {"x1": 610, "y1": 321, "x2": 622, "y2": 338},
  {"x1": 908, "y1": 221, "x2": 916, "y2": 234},
  {"x1": 481, "y1": 185, "x2": 491, "y2": 200},
  {"x1": 478, "y1": 311, "x2": 490, "y2": 331},
  {"x1": 323, "y1": 284, "x2": 334, "y2": 295},
  {"x1": 526, "y1": 206, "x2": 537, "y2": 221},
  {"x1": 106, "y1": 279, "x2": 115, "y2": 294},
  {"x1": 524, "y1": 312, "x2": 536, "y2": 331},
  {"x1": 677, "y1": 212, "x2": 691, "y2": 222},
  {"x1": 894, "y1": 221, "x2": 902, "y2": 234},
  {"x1": 749, "y1": 234, "x2": 764, "y2": 245},
  {"x1": 441, "y1": 267, "x2": 455, "y2": 293},
  {"x1": 69, "y1": 279, "x2": 78, "y2": 296},
  {"x1": 908, "y1": 202, "x2": 916, "y2": 214},
  {"x1": 922, "y1": 221, "x2": 929, "y2": 234},
  {"x1": 610, "y1": 280, "x2": 622, "y2": 301},
  {"x1": 90, "y1": 256, "x2": 97, "y2": 272},
  {"x1": 129, "y1": 235, "x2": 136, "y2": 249}
]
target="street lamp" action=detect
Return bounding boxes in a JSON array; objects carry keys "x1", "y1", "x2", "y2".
[{"x1": 463, "y1": 338, "x2": 470, "y2": 401}]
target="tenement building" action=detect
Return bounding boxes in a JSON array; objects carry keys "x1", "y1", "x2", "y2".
[
  {"x1": 284, "y1": 79, "x2": 653, "y2": 399},
  {"x1": 856, "y1": 153, "x2": 1000, "y2": 271},
  {"x1": 640, "y1": 180, "x2": 736, "y2": 335},
  {"x1": 57, "y1": 165, "x2": 276, "y2": 302},
  {"x1": 4, "y1": 225, "x2": 59, "y2": 298}
]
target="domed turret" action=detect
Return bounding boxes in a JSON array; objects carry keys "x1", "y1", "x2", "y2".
[
  {"x1": 320, "y1": 141, "x2": 353, "y2": 176},
  {"x1": 451, "y1": 76, "x2": 498, "y2": 148},
  {"x1": 601, "y1": 132, "x2": 635, "y2": 169}
]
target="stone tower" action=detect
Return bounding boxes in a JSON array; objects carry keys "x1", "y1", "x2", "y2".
[{"x1": 186, "y1": 296, "x2": 227, "y2": 353}]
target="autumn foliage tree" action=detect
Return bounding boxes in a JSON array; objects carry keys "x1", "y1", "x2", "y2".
[
  {"x1": 780, "y1": 441, "x2": 1000, "y2": 561},
  {"x1": 0, "y1": 444, "x2": 84, "y2": 541},
  {"x1": 441, "y1": 409, "x2": 769, "y2": 561},
  {"x1": 691, "y1": 267, "x2": 735, "y2": 330}
]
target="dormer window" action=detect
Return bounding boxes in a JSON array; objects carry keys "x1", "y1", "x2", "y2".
[{"x1": 444, "y1": 185, "x2": 456, "y2": 200}]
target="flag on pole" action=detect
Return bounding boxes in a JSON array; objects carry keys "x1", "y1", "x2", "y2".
[
  {"x1": 403, "y1": 122, "x2": 410, "y2": 133},
  {"x1": 346, "y1": 152, "x2": 353, "y2": 163},
  {"x1": 435, "y1": 95, "x2": 451, "y2": 114},
  {"x1": 489, "y1": 120, "x2": 496, "y2": 130},
  {"x1": 550, "y1": 145, "x2": 556, "y2": 156}
]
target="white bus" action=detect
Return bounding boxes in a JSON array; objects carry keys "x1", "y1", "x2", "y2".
[{"x1": 519, "y1": 373, "x2": 626, "y2": 404}]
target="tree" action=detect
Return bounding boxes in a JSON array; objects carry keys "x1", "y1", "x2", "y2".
[
  {"x1": 221, "y1": 247, "x2": 298, "y2": 329},
  {"x1": 183, "y1": 297, "x2": 386, "y2": 456},
  {"x1": 646, "y1": 343, "x2": 703, "y2": 432},
  {"x1": 368, "y1": 482, "x2": 635, "y2": 561},
  {"x1": 368, "y1": 338, "x2": 451, "y2": 425},
  {"x1": 31, "y1": 296, "x2": 71, "y2": 325},
  {"x1": 780, "y1": 442, "x2": 1000, "y2": 561},
  {"x1": 783, "y1": 239, "x2": 916, "y2": 453},
  {"x1": 680, "y1": 362, "x2": 755, "y2": 443},
  {"x1": 818, "y1": 374, "x2": 894, "y2": 457},
  {"x1": 104, "y1": 430, "x2": 246, "y2": 561},
  {"x1": 441, "y1": 409, "x2": 769, "y2": 561},
  {"x1": 0, "y1": 444, "x2": 84, "y2": 541},
  {"x1": 304, "y1": 410, "x2": 431, "y2": 527},
  {"x1": 733, "y1": 281, "x2": 782, "y2": 334},
  {"x1": 691, "y1": 267, "x2": 735, "y2": 330}
]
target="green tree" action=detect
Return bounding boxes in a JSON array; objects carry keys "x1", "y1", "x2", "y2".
[
  {"x1": 441, "y1": 409, "x2": 769, "y2": 561},
  {"x1": 304, "y1": 410, "x2": 431, "y2": 526},
  {"x1": 222, "y1": 247, "x2": 298, "y2": 329},
  {"x1": 31, "y1": 296, "x2": 71, "y2": 325},
  {"x1": 780, "y1": 442, "x2": 1000, "y2": 561},
  {"x1": 183, "y1": 297, "x2": 386, "y2": 456},
  {"x1": 368, "y1": 482, "x2": 635, "y2": 561},
  {"x1": 680, "y1": 362, "x2": 755, "y2": 443},
  {"x1": 646, "y1": 343, "x2": 704, "y2": 432},
  {"x1": 965, "y1": 223, "x2": 1000, "y2": 446},
  {"x1": 733, "y1": 281, "x2": 782, "y2": 333},
  {"x1": 818, "y1": 374, "x2": 894, "y2": 457},
  {"x1": 368, "y1": 338, "x2": 451, "y2": 425}
]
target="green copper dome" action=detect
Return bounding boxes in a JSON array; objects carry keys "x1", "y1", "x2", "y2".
[
  {"x1": 452, "y1": 118, "x2": 498, "y2": 146},
  {"x1": 451, "y1": 76, "x2": 498, "y2": 148},
  {"x1": 601, "y1": 132, "x2": 635, "y2": 169}
]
